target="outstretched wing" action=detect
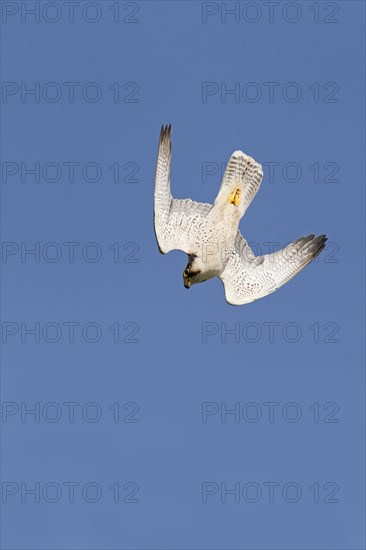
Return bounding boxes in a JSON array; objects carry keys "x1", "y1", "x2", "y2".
[
  {"x1": 154, "y1": 125, "x2": 212, "y2": 254},
  {"x1": 220, "y1": 233, "x2": 327, "y2": 305},
  {"x1": 214, "y1": 150, "x2": 263, "y2": 216}
]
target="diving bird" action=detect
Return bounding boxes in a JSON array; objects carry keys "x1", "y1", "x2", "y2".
[{"x1": 154, "y1": 125, "x2": 327, "y2": 305}]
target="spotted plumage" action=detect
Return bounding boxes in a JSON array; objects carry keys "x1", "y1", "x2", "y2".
[{"x1": 154, "y1": 125, "x2": 327, "y2": 305}]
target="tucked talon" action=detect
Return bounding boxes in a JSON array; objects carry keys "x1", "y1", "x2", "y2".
[
  {"x1": 233, "y1": 189, "x2": 241, "y2": 206},
  {"x1": 228, "y1": 188, "x2": 241, "y2": 206}
]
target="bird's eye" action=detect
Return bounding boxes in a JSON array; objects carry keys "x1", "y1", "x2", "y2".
[{"x1": 184, "y1": 269, "x2": 189, "y2": 277}]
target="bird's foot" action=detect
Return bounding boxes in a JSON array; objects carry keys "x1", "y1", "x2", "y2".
[{"x1": 227, "y1": 188, "x2": 241, "y2": 206}]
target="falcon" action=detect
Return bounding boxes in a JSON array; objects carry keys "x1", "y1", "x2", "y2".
[{"x1": 154, "y1": 125, "x2": 327, "y2": 305}]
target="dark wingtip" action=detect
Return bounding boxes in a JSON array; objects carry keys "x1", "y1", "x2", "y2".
[
  {"x1": 159, "y1": 124, "x2": 172, "y2": 143},
  {"x1": 311, "y1": 234, "x2": 328, "y2": 260},
  {"x1": 313, "y1": 243, "x2": 326, "y2": 260},
  {"x1": 160, "y1": 124, "x2": 172, "y2": 145}
]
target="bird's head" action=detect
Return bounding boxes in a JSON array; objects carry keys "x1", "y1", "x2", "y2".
[{"x1": 183, "y1": 254, "x2": 206, "y2": 289}]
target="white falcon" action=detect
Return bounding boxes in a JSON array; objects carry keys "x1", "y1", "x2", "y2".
[{"x1": 154, "y1": 125, "x2": 327, "y2": 305}]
